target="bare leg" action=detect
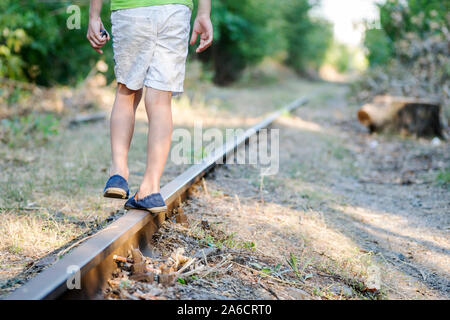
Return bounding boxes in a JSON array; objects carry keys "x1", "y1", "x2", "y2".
[
  {"x1": 110, "y1": 84, "x2": 142, "y2": 180},
  {"x1": 137, "y1": 88, "x2": 173, "y2": 197}
]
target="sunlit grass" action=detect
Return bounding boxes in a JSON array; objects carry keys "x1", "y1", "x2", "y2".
[{"x1": 436, "y1": 169, "x2": 450, "y2": 188}]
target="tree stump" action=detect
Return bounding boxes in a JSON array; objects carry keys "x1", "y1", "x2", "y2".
[{"x1": 357, "y1": 95, "x2": 443, "y2": 138}]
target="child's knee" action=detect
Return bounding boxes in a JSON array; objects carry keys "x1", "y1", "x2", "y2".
[
  {"x1": 145, "y1": 87, "x2": 172, "y2": 105},
  {"x1": 117, "y1": 83, "x2": 141, "y2": 96}
]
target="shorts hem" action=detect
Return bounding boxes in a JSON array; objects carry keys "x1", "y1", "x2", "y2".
[
  {"x1": 144, "y1": 79, "x2": 184, "y2": 96},
  {"x1": 116, "y1": 78, "x2": 144, "y2": 91}
]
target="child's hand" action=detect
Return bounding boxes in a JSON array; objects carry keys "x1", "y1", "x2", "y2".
[
  {"x1": 87, "y1": 17, "x2": 110, "y2": 54},
  {"x1": 190, "y1": 15, "x2": 213, "y2": 53}
]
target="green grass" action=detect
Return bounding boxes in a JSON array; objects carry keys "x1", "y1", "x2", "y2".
[
  {"x1": 0, "y1": 113, "x2": 60, "y2": 148},
  {"x1": 287, "y1": 252, "x2": 314, "y2": 281},
  {"x1": 436, "y1": 169, "x2": 450, "y2": 188}
]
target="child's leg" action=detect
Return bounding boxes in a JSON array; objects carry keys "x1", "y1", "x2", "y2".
[
  {"x1": 110, "y1": 83, "x2": 143, "y2": 180},
  {"x1": 137, "y1": 87, "x2": 173, "y2": 197}
]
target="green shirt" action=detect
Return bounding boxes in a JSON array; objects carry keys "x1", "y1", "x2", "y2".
[
  {"x1": 111, "y1": 0, "x2": 194, "y2": 11},
  {"x1": 111, "y1": 0, "x2": 194, "y2": 10}
]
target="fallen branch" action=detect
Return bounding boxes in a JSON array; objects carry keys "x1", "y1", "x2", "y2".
[
  {"x1": 176, "y1": 258, "x2": 197, "y2": 275},
  {"x1": 200, "y1": 255, "x2": 231, "y2": 279},
  {"x1": 69, "y1": 112, "x2": 106, "y2": 125}
]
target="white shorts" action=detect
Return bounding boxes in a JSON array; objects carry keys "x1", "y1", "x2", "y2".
[{"x1": 111, "y1": 4, "x2": 192, "y2": 95}]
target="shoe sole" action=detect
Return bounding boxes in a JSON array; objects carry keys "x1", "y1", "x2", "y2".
[
  {"x1": 124, "y1": 205, "x2": 167, "y2": 214},
  {"x1": 103, "y1": 187, "x2": 128, "y2": 199}
]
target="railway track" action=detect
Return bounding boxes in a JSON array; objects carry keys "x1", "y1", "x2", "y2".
[{"x1": 6, "y1": 97, "x2": 308, "y2": 300}]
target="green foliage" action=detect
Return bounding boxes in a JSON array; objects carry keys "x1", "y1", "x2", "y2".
[
  {"x1": 196, "y1": 0, "x2": 279, "y2": 85},
  {"x1": 119, "y1": 279, "x2": 131, "y2": 289},
  {"x1": 282, "y1": 0, "x2": 333, "y2": 75},
  {"x1": 0, "y1": 28, "x2": 31, "y2": 80},
  {"x1": 1, "y1": 0, "x2": 335, "y2": 87},
  {"x1": 196, "y1": 0, "x2": 332, "y2": 83},
  {"x1": 379, "y1": 0, "x2": 448, "y2": 42},
  {"x1": 0, "y1": 0, "x2": 114, "y2": 86},
  {"x1": 363, "y1": 28, "x2": 393, "y2": 67},
  {"x1": 287, "y1": 252, "x2": 313, "y2": 281},
  {"x1": 364, "y1": 0, "x2": 449, "y2": 67},
  {"x1": 259, "y1": 263, "x2": 281, "y2": 276},
  {"x1": 0, "y1": 113, "x2": 59, "y2": 147},
  {"x1": 436, "y1": 169, "x2": 450, "y2": 188},
  {"x1": 287, "y1": 253, "x2": 300, "y2": 278},
  {"x1": 325, "y1": 42, "x2": 353, "y2": 73}
]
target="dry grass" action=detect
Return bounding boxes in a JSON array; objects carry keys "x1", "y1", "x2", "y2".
[
  {"x1": 105, "y1": 216, "x2": 357, "y2": 300},
  {"x1": 182, "y1": 172, "x2": 380, "y2": 300}
]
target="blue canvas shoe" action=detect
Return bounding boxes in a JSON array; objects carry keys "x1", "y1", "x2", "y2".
[
  {"x1": 124, "y1": 192, "x2": 167, "y2": 214},
  {"x1": 103, "y1": 175, "x2": 129, "y2": 199}
]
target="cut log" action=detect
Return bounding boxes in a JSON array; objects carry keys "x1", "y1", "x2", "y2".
[{"x1": 357, "y1": 95, "x2": 443, "y2": 138}]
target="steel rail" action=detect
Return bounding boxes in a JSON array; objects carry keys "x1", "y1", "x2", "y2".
[{"x1": 5, "y1": 97, "x2": 307, "y2": 300}]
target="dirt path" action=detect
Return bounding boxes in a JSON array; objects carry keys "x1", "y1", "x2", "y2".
[
  {"x1": 183, "y1": 83, "x2": 449, "y2": 299},
  {"x1": 292, "y1": 85, "x2": 449, "y2": 298}
]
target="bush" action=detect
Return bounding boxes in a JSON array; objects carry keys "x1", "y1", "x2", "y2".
[
  {"x1": 379, "y1": 0, "x2": 448, "y2": 42},
  {"x1": 363, "y1": 27, "x2": 393, "y2": 67},
  {"x1": 0, "y1": 0, "x2": 114, "y2": 86},
  {"x1": 364, "y1": 0, "x2": 448, "y2": 67}
]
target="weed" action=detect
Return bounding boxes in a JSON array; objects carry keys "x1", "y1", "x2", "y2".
[
  {"x1": 313, "y1": 287, "x2": 322, "y2": 296},
  {"x1": 436, "y1": 169, "x2": 450, "y2": 188},
  {"x1": 0, "y1": 113, "x2": 59, "y2": 148},
  {"x1": 8, "y1": 243, "x2": 22, "y2": 254},
  {"x1": 120, "y1": 279, "x2": 131, "y2": 289},
  {"x1": 287, "y1": 252, "x2": 313, "y2": 281},
  {"x1": 287, "y1": 253, "x2": 300, "y2": 277},
  {"x1": 259, "y1": 263, "x2": 281, "y2": 276}
]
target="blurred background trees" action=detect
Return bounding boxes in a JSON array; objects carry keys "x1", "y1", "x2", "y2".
[
  {"x1": 364, "y1": 0, "x2": 448, "y2": 67},
  {"x1": 0, "y1": 0, "x2": 332, "y2": 87},
  {"x1": 0, "y1": 0, "x2": 448, "y2": 116},
  {"x1": 282, "y1": 0, "x2": 333, "y2": 76}
]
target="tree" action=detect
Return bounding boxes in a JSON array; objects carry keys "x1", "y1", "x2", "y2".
[
  {"x1": 282, "y1": 0, "x2": 333, "y2": 75},
  {"x1": 194, "y1": 0, "x2": 279, "y2": 85}
]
